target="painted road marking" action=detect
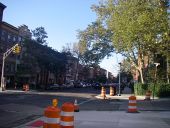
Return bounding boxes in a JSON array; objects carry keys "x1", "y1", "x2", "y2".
[
  {"x1": 27, "y1": 120, "x2": 44, "y2": 127},
  {"x1": 78, "y1": 98, "x2": 94, "y2": 105}
]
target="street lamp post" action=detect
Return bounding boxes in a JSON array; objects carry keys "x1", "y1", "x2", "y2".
[
  {"x1": 0, "y1": 55, "x2": 5, "y2": 91},
  {"x1": 118, "y1": 62, "x2": 121, "y2": 96},
  {"x1": 0, "y1": 43, "x2": 20, "y2": 91},
  {"x1": 153, "y1": 63, "x2": 160, "y2": 100}
]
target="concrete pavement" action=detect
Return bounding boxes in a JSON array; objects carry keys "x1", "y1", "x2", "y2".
[
  {"x1": 16, "y1": 94, "x2": 170, "y2": 128},
  {"x1": 75, "y1": 111, "x2": 170, "y2": 128},
  {"x1": 96, "y1": 93, "x2": 170, "y2": 111},
  {"x1": 17, "y1": 111, "x2": 170, "y2": 128}
]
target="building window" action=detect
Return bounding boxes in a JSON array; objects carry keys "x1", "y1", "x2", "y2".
[
  {"x1": 1, "y1": 36, "x2": 5, "y2": 41},
  {"x1": 8, "y1": 34, "x2": 11, "y2": 40},
  {"x1": 2, "y1": 30, "x2": 5, "y2": 36},
  {"x1": 13, "y1": 36, "x2": 16, "y2": 42},
  {"x1": 1, "y1": 30, "x2": 7, "y2": 41},
  {"x1": 18, "y1": 36, "x2": 21, "y2": 42}
]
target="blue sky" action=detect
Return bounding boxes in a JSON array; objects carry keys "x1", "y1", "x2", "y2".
[{"x1": 1, "y1": 0, "x2": 122, "y2": 76}]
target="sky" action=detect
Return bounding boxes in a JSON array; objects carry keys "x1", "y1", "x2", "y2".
[{"x1": 1, "y1": 0, "x2": 123, "y2": 76}]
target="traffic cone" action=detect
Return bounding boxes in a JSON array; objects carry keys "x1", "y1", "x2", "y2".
[{"x1": 74, "y1": 99, "x2": 79, "y2": 112}]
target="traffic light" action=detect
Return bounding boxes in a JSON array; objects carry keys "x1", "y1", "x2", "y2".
[{"x1": 13, "y1": 45, "x2": 21, "y2": 54}]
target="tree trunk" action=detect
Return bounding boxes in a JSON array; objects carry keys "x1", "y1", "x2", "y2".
[
  {"x1": 138, "y1": 68, "x2": 144, "y2": 84},
  {"x1": 75, "y1": 56, "x2": 79, "y2": 81},
  {"x1": 137, "y1": 51, "x2": 145, "y2": 84}
]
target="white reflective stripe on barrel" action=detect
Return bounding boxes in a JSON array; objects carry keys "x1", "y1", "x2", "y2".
[
  {"x1": 61, "y1": 111, "x2": 74, "y2": 116},
  {"x1": 128, "y1": 106, "x2": 137, "y2": 109},
  {"x1": 129, "y1": 100, "x2": 136, "y2": 103},
  {"x1": 43, "y1": 117, "x2": 60, "y2": 124},
  {"x1": 60, "y1": 121, "x2": 74, "y2": 126}
]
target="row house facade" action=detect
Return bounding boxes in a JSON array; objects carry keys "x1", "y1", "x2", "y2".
[{"x1": 0, "y1": 2, "x2": 32, "y2": 89}]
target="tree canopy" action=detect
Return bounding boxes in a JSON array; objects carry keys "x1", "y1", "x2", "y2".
[
  {"x1": 78, "y1": 0, "x2": 169, "y2": 83},
  {"x1": 78, "y1": 21, "x2": 114, "y2": 65},
  {"x1": 32, "y1": 27, "x2": 48, "y2": 45},
  {"x1": 20, "y1": 39, "x2": 66, "y2": 76}
]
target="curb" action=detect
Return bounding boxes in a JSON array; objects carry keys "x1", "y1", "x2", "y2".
[
  {"x1": 16, "y1": 117, "x2": 44, "y2": 128},
  {"x1": 95, "y1": 94, "x2": 160, "y2": 100}
]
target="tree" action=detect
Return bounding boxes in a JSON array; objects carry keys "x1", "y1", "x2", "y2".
[
  {"x1": 72, "y1": 42, "x2": 87, "y2": 80},
  {"x1": 18, "y1": 39, "x2": 66, "y2": 86},
  {"x1": 78, "y1": 21, "x2": 114, "y2": 65},
  {"x1": 78, "y1": 0, "x2": 169, "y2": 83},
  {"x1": 61, "y1": 42, "x2": 85, "y2": 81},
  {"x1": 32, "y1": 27, "x2": 48, "y2": 45}
]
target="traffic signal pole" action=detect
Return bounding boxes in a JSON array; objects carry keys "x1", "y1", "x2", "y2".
[
  {"x1": 0, "y1": 43, "x2": 19, "y2": 91},
  {"x1": 1, "y1": 54, "x2": 5, "y2": 91}
]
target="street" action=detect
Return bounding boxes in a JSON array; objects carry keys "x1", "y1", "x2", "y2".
[
  {"x1": 0, "y1": 87, "x2": 170, "y2": 128},
  {"x1": 0, "y1": 87, "x2": 99, "y2": 127}
]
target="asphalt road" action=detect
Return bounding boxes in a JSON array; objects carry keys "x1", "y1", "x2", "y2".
[
  {"x1": 0, "y1": 87, "x2": 170, "y2": 128},
  {"x1": 0, "y1": 87, "x2": 100, "y2": 127}
]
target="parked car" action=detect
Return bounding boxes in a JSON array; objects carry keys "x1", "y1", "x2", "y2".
[
  {"x1": 92, "y1": 83, "x2": 101, "y2": 89},
  {"x1": 46, "y1": 84, "x2": 60, "y2": 90}
]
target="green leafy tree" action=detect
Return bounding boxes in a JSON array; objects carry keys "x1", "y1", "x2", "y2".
[
  {"x1": 32, "y1": 27, "x2": 48, "y2": 45},
  {"x1": 72, "y1": 42, "x2": 84, "y2": 80},
  {"x1": 18, "y1": 39, "x2": 66, "y2": 86},
  {"x1": 78, "y1": 0, "x2": 169, "y2": 83},
  {"x1": 61, "y1": 43, "x2": 72, "y2": 53},
  {"x1": 78, "y1": 21, "x2": 114, "y2": 65}
]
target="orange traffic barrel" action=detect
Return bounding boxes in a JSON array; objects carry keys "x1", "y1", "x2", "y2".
[
  {"x1": 23, "y1": 84, "x2": 29, "y2": 91},
  {"x1": 128, "y1": 96, "x2": 138, "y2": 113},
  {"x1": 101, "y1": 86, "x2": 106, "y2": 99},
  {"x1": 61, "y1": 102, "x2": 74, "y2": 128},
  {"x1": 145, "y1": 90, "x2": 151, "y2": 100},
  {"x1": 110, "y1": 86, "x2": 115, "y2": 96},
  {"x1": 43, "y1": 99, "x2": 61, "y2": 128},
  {"x1": 23, "y1": 84, "x2": 26, "y2": 91},
  {"x1": 25, "y1": 84, "x2": 29, "y2": 91}
]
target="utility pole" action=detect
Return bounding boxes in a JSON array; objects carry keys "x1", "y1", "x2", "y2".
[
  {"x1": 118, "y1": 62, "x2": 121, "y2": 96},
  {"x1": 1, "y1": 54, "x2": 5, "y2": 91},
  {"x1": 153, "y1": 63, "x2": 160, "y2": 100},
  {"x1": 0, "y1": 43, "x2": 21, "y2": 91}
]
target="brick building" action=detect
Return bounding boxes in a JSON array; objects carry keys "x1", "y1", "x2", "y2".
[{"x1": 0, "y1": 2, "x2": 31, "y2": 89}]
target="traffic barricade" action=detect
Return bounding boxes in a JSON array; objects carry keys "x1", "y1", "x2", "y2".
[
  {"x1": 101, "y1": 86, "x2": 106, "y2": 99},
  {"x1": 23, "y1": 84, "x2": 29, "y2": 91},
  {"x1": 128, "y1": 96, "x2": 138, "y2": 113},
  {"x1": 43, "y1": 99, "x2": 61, "y2": 128},
  {"x1": 110, "y1": 86, "x2": 115, "y2": 96},
  {"x1": 61, "y1": 102, "x2": 74, "y2": 128}
]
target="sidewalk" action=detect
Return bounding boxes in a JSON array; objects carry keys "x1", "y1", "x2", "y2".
[
  {"x1": 96, "y1": 92, "x2": 170, "y2": 111},
  {"x1": 17, "y1": 111, "x2": 170, "y2": 128},
  {"x1": 16, "y1": 93, "x2": 170, "y2": 128}
]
